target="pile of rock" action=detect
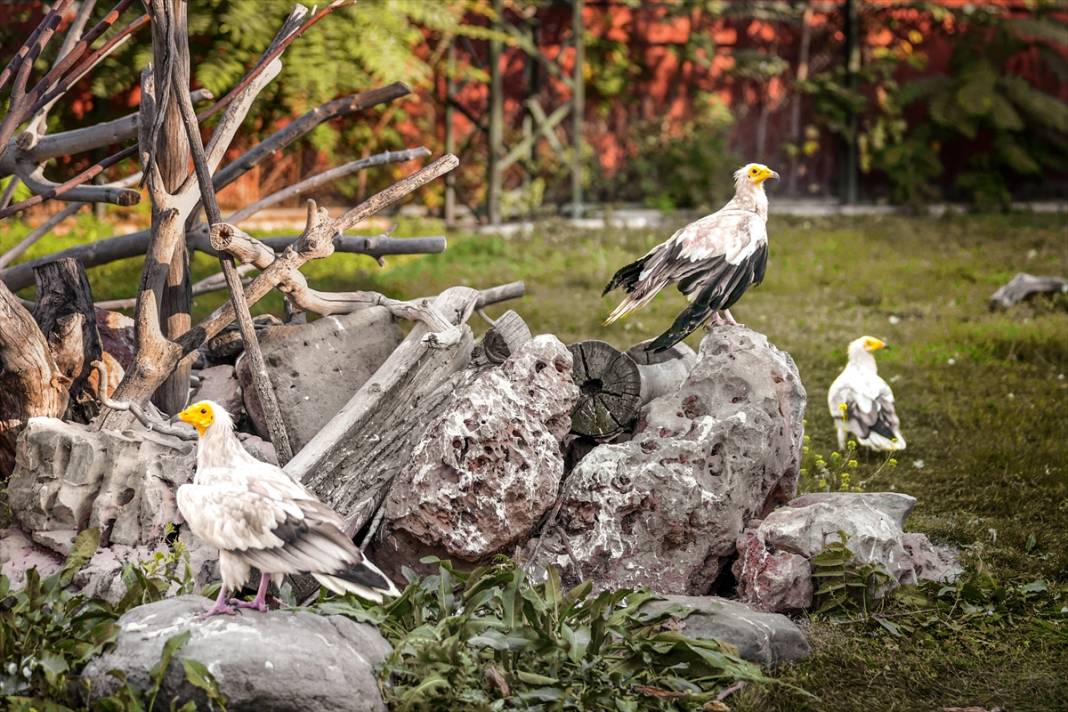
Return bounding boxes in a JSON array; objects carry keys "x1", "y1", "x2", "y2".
[{"x1": 1, "y1": 310, "x2": 963, "y2": 709}]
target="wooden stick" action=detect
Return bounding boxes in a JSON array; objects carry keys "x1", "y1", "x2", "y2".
[
  {"x1": 90, "y1": 359, "x2": 195, "y2": 440},
  {"x1": 174, "y1": 45, "x2": 294, "y2": 465}
]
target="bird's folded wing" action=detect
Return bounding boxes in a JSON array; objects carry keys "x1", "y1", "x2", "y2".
[
  {"x1": 645, "y1": 209, "x2": 765, "y2": 297},
  {"x1": 830, "y1": 382, "x2": 899, "y2": 441},
  {"x1": 177, "y1": 475, "x2": 361, "y2": 575}
]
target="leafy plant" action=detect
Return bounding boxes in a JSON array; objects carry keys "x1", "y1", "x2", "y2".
[
  {"x1": 809, "y1": 531, "x2": 894, "y2": 616},
  {"x1": 0, "y1": 528, "x2": 226, "y2": 710},
  {"x1": 593, "y1": 93, "x2": 737, "y2": 211},
  {"x1": 316, "y1": 557, "x2": 781, "y2": 710},
  {"x1": 799, "y1": 429, "x2": 898, "y2": 495}
]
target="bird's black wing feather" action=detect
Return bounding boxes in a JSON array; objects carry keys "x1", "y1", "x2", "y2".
[{"x1": 646, "y1": 242, "x2": 768, "y2": 352}]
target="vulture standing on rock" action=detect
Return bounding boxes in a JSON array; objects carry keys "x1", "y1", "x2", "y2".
[
  {"x1": 175, "y1": 400, "x2": 400, "y2": 617},
  {"x1": 827, "y1": 337, "x2": 907, "y2": 452},
  {"x1": 602, "y1": 162, "x2": 779, "y2": 352}
]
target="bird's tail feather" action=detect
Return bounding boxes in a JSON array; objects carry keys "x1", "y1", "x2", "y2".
[
  {"x1": 314, "y1": 555, "x2": 401, "y2": 602},
  {"x1": 602, "y1": 255, "x2": 649, "y2": 296},
  {"x1": 860, "y1": 431, "x2": 907, "y2": 451},
  {"x1": 603, "y1": 289, "x2": 660, "y2": 325},
  {"x1": 646, "y1": 298, "x2": 715, "y2": 352}
]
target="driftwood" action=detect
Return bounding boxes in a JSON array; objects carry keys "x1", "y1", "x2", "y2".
[
  {"x1": 288, "y1": 282, "x2": 526, "y2": 537},
  {"x1": 95, "y1": 155, "x2": 462, "y2": 433},
  {"x1": 480, "y1": 310, "x2": 533, "y2": 364},
  {"x1": 568, "y1": 340, "x2": 642, "y2": 438},
  {"x1": 989, "y1": 273, "x2": 1068, "y2": 310},
  {"x1": 31, "y1": 258, "x2": 103, "y2": 418},
  {"x1": 626, "y1": 339, "x2": 697, "y2": 406},
  {"x1": 0, "y1": 280, "x2": 68, "y2": 477}
]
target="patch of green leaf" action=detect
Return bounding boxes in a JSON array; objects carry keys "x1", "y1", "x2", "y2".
[
  {"x1": 315, "y1": 557, "x2": 785, "y2": 710},
  {"x1": 0, "y1": 527, "x2": 226, "y2": 710}
]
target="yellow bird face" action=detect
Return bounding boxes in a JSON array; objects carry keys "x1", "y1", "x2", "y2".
[
  {"x1": 863, "y1": 337, "x2": 887, "y2": 352},
  {"x1": 178, "y1": 401, "x2": 216, "y2": 437},
  {"x1": 745, "y1": 163, "x2": 780, "y2": 185}
]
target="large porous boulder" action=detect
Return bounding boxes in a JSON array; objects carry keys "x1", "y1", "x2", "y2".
[
  {"x1": 642, "y1": 595, "x2": 810, "y2": 666},
  {"x1": 371, "y1": 336, "x2": 580, "y2": 578},
  {"x1": 82, "y1": 595, "x2": 390, "y2": 711},
  {"x1": 734, "y1": 492, "x2": 963, "y2": 613},
  {"x1": 236, "y1": 307, "x2": 402, "y2": 450},
  {"x1": 7, "y1": 418, "x2": 195, "y2": 550},
  {"x1": 530, "y1": 327, "x2": 806, "y2": 594}
]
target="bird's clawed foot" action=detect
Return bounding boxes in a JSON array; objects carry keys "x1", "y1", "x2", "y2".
[
  {"x1": 708, "y1": 312, "x2": 727, "y2": 328},
  {"x1": 722, "y1": 309, "x2": 743, "y2": 327},
  {"x1": 199, "y1": 602, "x2": 237, "y2": 618},
  {"x1": 229, "y1": 596, "x2": 269, "y2": 613}
]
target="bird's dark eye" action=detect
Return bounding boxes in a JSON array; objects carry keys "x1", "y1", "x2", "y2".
[{"x1": 200, "y1": 409, "x2": 206, "y2": 414}]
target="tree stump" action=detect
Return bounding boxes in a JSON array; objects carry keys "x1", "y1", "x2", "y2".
[
  {"x1": 0, "y1": 281, "x2": 68, "y2": 478},
  {"x1": 568, "y1": 340, "x2": 641, "y2": 438},
  {"x1": 32, "y1": 258, "x2": 103, "y2": 419}
]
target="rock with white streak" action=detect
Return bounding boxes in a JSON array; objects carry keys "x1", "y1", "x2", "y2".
[
  {"x1": 371, "y1": 336, "x2": 580, "y2": 578},
  {"x1": 7, "y1": 418, "x2": 195, "y2": 551},
  {"x1": 734, "y1": 491, "x2": 962, "y2": 612},
  {"x1": 81, "y1": 595, "x2": 390, "y2": 711},
  {"x1": 529, "y1": 327, "x2": 806, "y2": 594},
  {"x1": 236, "y1": 307, "x2": 403, "y2": 450},
  {"x1": 642, "y1": 595, "x2": 811, "y2": 665}
]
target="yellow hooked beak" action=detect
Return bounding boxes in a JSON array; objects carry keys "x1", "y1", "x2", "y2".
[
  {"x1": 177, "y1": 401, "x2": 214, "y2": 437},
  {"x1": 753, "y1": 166, "x2": 780, "y2": 185},
  {"x1": 864, "y1": 337, "x2": 888, "y2": 351}
]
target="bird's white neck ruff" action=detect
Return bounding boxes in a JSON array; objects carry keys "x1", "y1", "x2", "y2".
[
  {"x1": 196, "y1": 416, "x2": 258, "y2": 472},
  {"x1": 847, "y1": 348, "x2": 878, "y2": 373},
  {"x1": 732, "y1": 173, "x2": 769, "y2": 219}
]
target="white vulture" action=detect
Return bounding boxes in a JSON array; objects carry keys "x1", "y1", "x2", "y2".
[
  {"x1": 603, "y1": 162, "x2": 779, "y2": 352},
  {"x1": 827, "y1": 336, "x2": 907, "y2": 452},
  {"x1": 175, "y1": 400, "x2": 399, "y2": 616}
]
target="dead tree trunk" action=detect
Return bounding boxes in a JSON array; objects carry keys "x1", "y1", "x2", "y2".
[
  {"x1": 31, "y1": 258, "x2": 102, "y2": 419},
  {"x1": 0, "y1": 280, "x2": 68, "y2": 477},
  {"x1": 147, "y1": 0, "x2": 193, "y2": 416}
]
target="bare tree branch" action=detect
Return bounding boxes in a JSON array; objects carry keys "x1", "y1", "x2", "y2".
[
  {"x1": 174, "y1": 27, "x2": 294, "y2": 463},
  {"x1": 227, "y1": 147, "x2": 431, "y2": 224}
]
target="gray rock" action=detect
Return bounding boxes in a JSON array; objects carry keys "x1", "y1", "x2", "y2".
[
  {"x1": 734, "y1": 491, "x2": 962, "y2": 612},
  {"x1": 733, "y1": 529, "x2": 813, "y2": 613},
  {"x1": 236, "y1": 307, "x2": 402, "y2": 450},
  {"x1": 643, "y1": 595, "x2": 810, "y2": 666},
  {"x1": 373, "y1": 336, "x2": 580, "y2": 577},
  {"x1": 237, "y1": 432, "x2": 278, "y2": 466},
  {"x1": 902, "y1": 532, "x2": 964, "y2": 583},
  {"x1": 530, "y1": 327, "x2": 806, "y2": 594},
  {"x1": 190, "y1": 365, "x2": 243, "y2": 416},
  {"x1": 82, "y1": 595, "x2": 390, "y2": 711},
  {"x1": 8, "y1": 418, "x2": 195, "y2": 550},
  {"x1": 0, "y1": 527, "x2": 63, "y2": 588}
]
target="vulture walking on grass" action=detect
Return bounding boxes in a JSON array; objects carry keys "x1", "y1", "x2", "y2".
[
  {"x1": 603, "y1": 162, "x2": 779, "y2": 352},
  {"x1": 827, "y1": 336, "x2": 907, "y2": 452},
  {"x1": 175, "y1": 400, "x2": 400, "y2": 617}
]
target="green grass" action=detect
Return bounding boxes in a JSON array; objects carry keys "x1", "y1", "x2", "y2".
[{"x1": 3, "y1": 211, "x2": 1067, "y2": 709}]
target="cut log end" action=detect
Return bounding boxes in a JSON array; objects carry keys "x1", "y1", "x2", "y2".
[{"x1": 568, "y1": 340, "x2": 641, "y2": 438}]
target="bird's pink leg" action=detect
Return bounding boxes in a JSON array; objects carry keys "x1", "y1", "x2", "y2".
[
  {"x1": 706, "y1": 311, "x2": 726, "y2": 329},
  {"x1": 230, "y1": 572, "x2": 270, "y2": 612},
  {"x1": 200, "y1": 586, "x2": 237, "y2": 618},
  {"x1": 723, "y1": 309, "x2": 743, "y2": 327}
]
